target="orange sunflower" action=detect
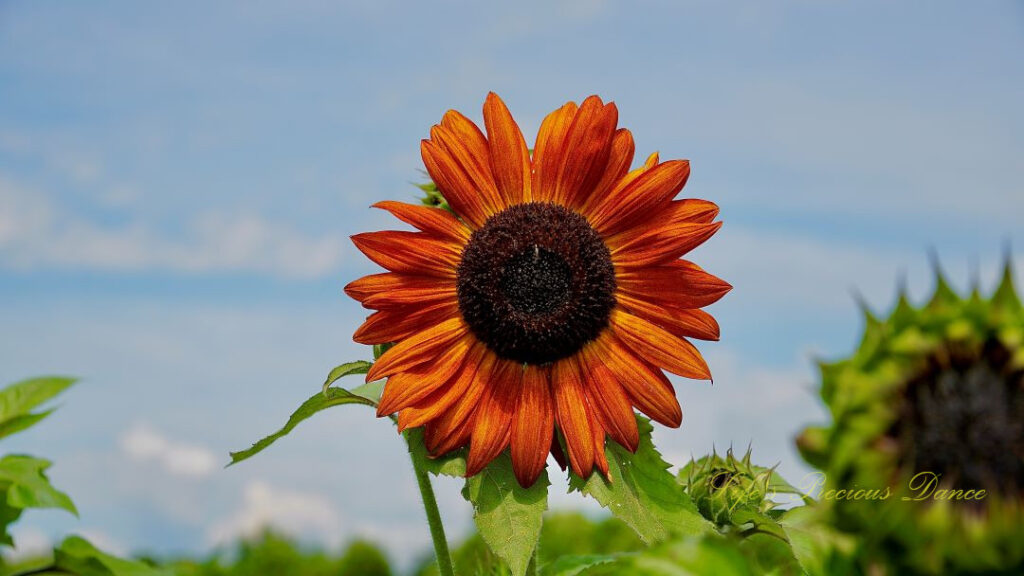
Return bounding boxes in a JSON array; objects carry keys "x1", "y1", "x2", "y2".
[{"x1": 346, "y1": 93, "x2": 730, "y2": 488}]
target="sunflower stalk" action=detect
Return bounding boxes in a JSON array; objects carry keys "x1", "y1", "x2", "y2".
[{"x1": 407, "y1": 433, "x2": 456, "y2": 576}]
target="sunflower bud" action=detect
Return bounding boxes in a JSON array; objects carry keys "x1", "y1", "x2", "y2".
[{"x1": 680, "y1": 448, "x2": 778, "y2": 527}]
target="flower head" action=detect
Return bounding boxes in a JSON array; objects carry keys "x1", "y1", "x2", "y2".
[
  {"x1": 797, "y1": 261, "x2": 1024, "y2": 574},
  {"x1": 346, "y1": 93, "x2": 729, "y2": 487}
]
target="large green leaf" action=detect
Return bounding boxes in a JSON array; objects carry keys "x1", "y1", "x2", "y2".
[
  {"x1": 0, "y1": 455, "x2": 77, "y2": 516},
  {"x1": 464, "y1": 453, "x2": 549, "y2": 576},
  {"x1": 569, "y1": 417, "x2": 713, "y2": 543},
  {"x1": 54, "y1": 535, "x2": 169, "y2": 575},
  {"x1": 587, "y1": 535, "x2": 762, "y2": 576},
  {"x1": 777, "y1": 505, "x2": 856, "y2": 576},
  {"x1": 228, "y1": 387, "x2": 375, "y2": 465},
  {"x1": 0, "y1": 377, "x2": 75, "y2": 439},
  {"x1": 541, "y1": 554, "x2": 620, "y2": 576}
]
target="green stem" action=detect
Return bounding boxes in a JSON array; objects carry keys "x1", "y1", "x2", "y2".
[
  {"x1": 408, "y1": 439, "x2": 455, "y2": 576},
  {"x1": 526, "y1": 551, "x2": 538, "y2": 576}
]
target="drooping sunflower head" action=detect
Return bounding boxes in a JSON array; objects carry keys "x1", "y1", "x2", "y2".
[
  {"x1": 797, "y1": 261, "x2": 1024, "y2": 574},
  {"x1": 346, "y1": 93, "x2": 730, "y2": 488}
]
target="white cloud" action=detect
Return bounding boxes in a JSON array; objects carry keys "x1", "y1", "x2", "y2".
[
  {"x1": 120, "y1": 424, "x2": 217, "y2": 478},
  {"x1": 0, "y1": 175, "x2": 346, "y2": 278},
  {"x1": 4, "y1": 526, "x2": 52, "y2": 562},
  {"x1": 206, "y1": 480, "x2": 343, "y2": 547},
  {"x1": 77, "y1": 529, "x2": 128, "y2": 557}
]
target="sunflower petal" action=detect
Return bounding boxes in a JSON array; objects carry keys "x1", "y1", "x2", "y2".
[
  {"x1": 611, "y1": 221, "x2": 723, "y2": 268},
  {"x1": 351, "y1": 231, "x2": 460, "y2": 278},
  {"x1": 552, "y1": 358, "x2": 595, "y2": 478},
  {"x1": 669, "y1": 198, "x2": 719, "y2": 223},
  {"x1": 581, "y1": 343, "x2": 640, "y2": 451},
  {"x1": 372, "y1": 201, "x2": 471, "y2": 242},
  {"x1": 483, "y1": 92, "x2": 532, "y2": 205},
  {"x1": 580, "y1": 128, "x2": 635, "y2": 215},
  {"x1": 611, "y1": 309, "x2": 711, "y2": 381},
  {"x1": 588, "y1": 159, "x2": 691, "y2": 235},
  {"x1": 376, "y1": 336, "x2": 471, "y2": 416},
  {"x1": 532, "y1": 101, "x2": 578, "y2": 203},
  {"x1": 433, "y1": 113, "x2": 504, "y2": 212},
  {"x1": 510, "y1": 365, "x2": 554, "y2": 488},
  {"x1": 616, "y1": 294, "x2": 721, "y2": 341},
  {"x1": 359, "y1": 278, "x2": 457, "y2": 309},
  {"x1": 553, "y1": 96, "x2": 618, "y2": 209},
  {"x1": 398, "y1": 342, "x2": 488, "y2": 431},
  {"x1": 466, "y1": 360, "x2": 520, "y2": 476},
  {"x1": 595, "y1": 335, "x2": 683, "y2": 428},
  {"x1": 421, "y1": 139, "x2": 494, "y2": 229},
  {"x1": 617, "y1": 259, "x2": 732, "y2": 308},
  {"x1": 425, "y1": 349, "x2": 496, "y2": 456},
  {"x1": 366, "y1": 317, "x2": 469, "y2": 381},
  {"x1": 353, "y1": 301, "x2": 460, "y2": 344}
]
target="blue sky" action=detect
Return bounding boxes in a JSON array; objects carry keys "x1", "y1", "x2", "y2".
[{"x1": 1, "y1": 0, "x2": 1022, "y2": 567}]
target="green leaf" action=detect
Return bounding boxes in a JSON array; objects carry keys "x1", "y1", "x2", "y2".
[
  {"x1": 321, "y1": 361, "x2": 372, "y2": 394},
  {"x1": 0, "y1": 496, "x2": 23, "y2": 546},
  {"x1": 229, "y1": 387, "x2": 375, "y2": 466},
  {"x1": 592, "y1": 535, "x2": 762, "y2": 576},
  {"x1": 0, "y1": 376, "x2": 75, "y2": 431},
  {"x1": 777, "y1": 505, "x2": 855, "y2": 576},
  {"x1": 0, "y1": 409, "x2": 55, "y2": 442},
  {"x1": 405, "y1": 428, "x2": 466, "y2": 477},
  {"x1": 541, "y1": 554, "x2": 620, "y2": 576},
  {"x1": 350, "y1": 379, "x2": 386, "y2": 405},
  {"x1": 569, "y1": 416, "x2": 713, "y2": 543},
  {"x1": 464, "y1": 453, "x2": 549, "y2": 576},
  {"x1": 0, "y1": 455, "x2": 77, "y2": 516},
  {"x1": 54, "y1": 535, "x2": 169, "y2": 575}
]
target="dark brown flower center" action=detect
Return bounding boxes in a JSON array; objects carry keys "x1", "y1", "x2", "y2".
[
  {"x1": 889, "y1": 338, "x2": 1024, "y2": 498},
  {"x1": 456, "y1": 202, "x2": 616, "y2": 365}
]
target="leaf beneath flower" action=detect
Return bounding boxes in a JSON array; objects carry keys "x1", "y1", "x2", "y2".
[
  {"x1": 569, "y1": 416, "x2": 713, "y2": 543},
  {"x1": 464, "y1": 453, "x2": 549, "y2": 576}
]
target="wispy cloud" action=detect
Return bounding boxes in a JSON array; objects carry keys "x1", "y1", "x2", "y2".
[
  {"x1": 0, "y1": 175, "x2": 347, "y2": 278},
  {"x1": 207, "y1": 480, "x2": 343, "y2": 546},
  {"x1": 120, "y1": 423, "x2": 217, "y2": 478}
]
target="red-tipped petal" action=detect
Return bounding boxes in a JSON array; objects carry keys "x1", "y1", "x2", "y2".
[
  {"x1": 510, "y1": 365, "x2": 554, "y2": 488},
  {"x1": 351, "y1": 231, "x2": 460, "y2": 278},
  {"x1": 552, "y1": 357, "x2": 596, "y2": 478},
  {"x1": 611, "y1": 308, "x2": 711, "y2": 381},
  {"x1": 372, "y1": 201, "x2": 471, "y2": 242},
  {"x1": 366, "y1": 317, "x2": 468, "y2": 381},
  {"x1": 483, "y1": 92, "x2": 532, "y2": 205},
  {"x1": 466, "y1": 360, "x2": 520, "y2": 476}
]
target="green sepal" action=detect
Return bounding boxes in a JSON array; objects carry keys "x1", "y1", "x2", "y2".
[{"x1": 992, "y1": 257, "x2": 1022, "y2": 313}]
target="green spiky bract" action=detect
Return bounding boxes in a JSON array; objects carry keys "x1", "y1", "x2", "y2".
[{"x1": 797, "y1": 258, "x2": 1024, "y2": 575}]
